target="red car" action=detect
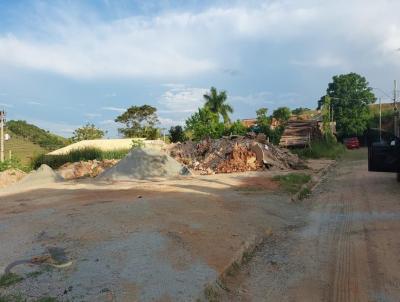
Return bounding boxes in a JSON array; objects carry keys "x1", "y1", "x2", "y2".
[{"x1": 344, "y1": 137, "x2": 360, "y2": 149}]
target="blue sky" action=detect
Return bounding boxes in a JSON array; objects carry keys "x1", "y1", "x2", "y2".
[{"x1": 0, "y1": 0, "x2": 400, "y2": 137}]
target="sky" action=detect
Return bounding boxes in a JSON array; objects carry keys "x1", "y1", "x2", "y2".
[{"x1": 0, "y1": 0, "x2": 400, "y2": 137}]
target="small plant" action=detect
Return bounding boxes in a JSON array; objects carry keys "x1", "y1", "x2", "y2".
[
  {"x1": 0, "y1": 158, "x2": 25, "y2": 172},
  {"x1": 292, "y1": 140, "x2": 346, "y2": 159},
  {"x1": 0, "y1": 273, "x2": 23, "y2": 287},
  {"x1": 35, "y1": 297, "x2": 58, "y2": 302},
  {"x1": 204, "y1": 284, "x2": 219, "y2": 302},
  {"x1": 273, "y1": 173, "x2": 311, "y2": 194},
  {"x1": 298, "y1": 187, "x2": 311, "y2": 200},
  {"x1": 131, "y1": 138, "x2": 145, "y2": 149},
  {"x1": 0, "y1": 293, "x2": 26, "y2": 302},
  {"x1": 26, "y1": 270, "x2": 43, "y2": 278}
]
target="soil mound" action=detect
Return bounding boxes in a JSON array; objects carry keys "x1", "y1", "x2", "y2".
[
  {"x1": 58, "y1": 159, "x2": 119, "y2": 180},
  {"x1": 0, "y1": 169, "x2": 26, "y2": 188},
  {"x1": 97, "y1": 148, "x2": 190, "y2": 181}
]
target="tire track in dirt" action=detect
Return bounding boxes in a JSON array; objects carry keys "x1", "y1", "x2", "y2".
[{"x1": 219, "y1": 150, "x2": 400, "y2": 302}]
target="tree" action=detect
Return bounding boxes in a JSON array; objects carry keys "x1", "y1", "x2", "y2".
[
  {"x1": 115, "y1": 105, "x2": 159, "y2": 139},
  {"x1": 255, "y1": 107, "x2": 270, "y2": 133},
  {"x1": 272, "y1": 107, "x2": 291, "y2": 122},
  {"x1": 226, "y1": 120, "x2": 248, "y2": 135},
  {"x1": 185, "y1": 107, "x2": 224, "y2": 141},
  {"x1": 72, "y1": 123, "x2": 105, "y2": 142},
  {"x1": 324, "y1": 73, "x2": 376, "y2": 136},
  {"x1": 169, "y1": 125, "x2": 186, "y2": 143},
  {"x1": 203, "y1": 87, "x2": 233, "y2": 123},
  {"x1": 292, "y1": 107, "x2": 311, "y2": 115}
]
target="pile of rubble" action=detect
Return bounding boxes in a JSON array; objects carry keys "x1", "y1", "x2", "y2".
[
  {"x1": 0, "y1": 169, "x2": 26, "y2": 188},
  {"x1": 167, "y1": 134, "x2": 305, "y2": 175},
  {"x1": 58, "y1": 159, "x2": 119, "y2": 180}
]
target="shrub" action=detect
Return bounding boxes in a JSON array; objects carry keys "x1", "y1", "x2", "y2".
[
  {"x1": 169, "y1": 126, "x2": 186, "y2": 143},
  {"x1": 0, "y1": 158, "x2": 25, "y2": 172},
  {"x1": 273, "y1": 173, "x2": 311, "y2": 194},
  {"x1": 292, "y1": 139, "x2": 346, "y2": 159},
  {"x1": 226, "y1": 120, "x2": 248, "y2": 136}
]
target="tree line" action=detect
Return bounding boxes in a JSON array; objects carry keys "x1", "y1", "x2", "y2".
[{"x1": 19, "y1": 72, "x2": 389, "y2": 146}]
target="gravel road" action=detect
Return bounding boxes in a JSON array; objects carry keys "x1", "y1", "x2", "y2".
[{"x1": 220, "y1": 149, "x2": 400, "y2": 302}]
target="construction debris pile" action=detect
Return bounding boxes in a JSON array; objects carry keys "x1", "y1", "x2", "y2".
[
  {"x1": 167, "y1": 134, "x2": 305, "y2": 175},
  {"x1": 279, "y1": 120, "x2": 323, "y2": 147},
  {"x1": 0, "y1": 169, "x2": 26, "y2": 188},
  {"x1": 58, "y1": 159, "x2": 119, "y2": 180}
]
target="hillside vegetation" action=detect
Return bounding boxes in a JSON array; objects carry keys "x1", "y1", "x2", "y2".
[
  {"x1": 4, "y1": 130, "x2": 46, "y2": 165},
  {"x1": 6, "y1": 120, "x2": 68, "y2": 151}
]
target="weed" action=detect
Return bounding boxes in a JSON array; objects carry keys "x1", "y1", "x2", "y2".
[
  {"x1": 35, "y1": 297, "x2": 58, "y2": 302},
  {"x1": 26, "y1": 270, "x2": 43, "y2": 278},
  {"x1": 204, "y1": 284, "x2": 219, "y2": 302},
  {"x1": 226, "y1": 261, "x2": 240, "y2": 277},
  {"x1": 31, "y1": 147, "x2": 130, "y2": 169},
  {"x1": 273, "y1": 173, "x2": 311, "y2": 194},
  {"x1": 298, "y1": 187, "x2": 311, "y2": 200},
  {"x1": 0, "y1": 273, "x2": 23, "y2": 287},
  {"x1": 292, "y1": 140, "x2": 346, "y2": 159},
  {"x1": 0, "y1": 294, "x2": 26, "y2": 302}
]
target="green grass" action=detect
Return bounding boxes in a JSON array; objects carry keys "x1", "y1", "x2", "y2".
[
  {"x1": 32, "y1": 147, "x2": 130, "y2": 169},
  {"x1": 292, "y1": 140, "x2": 346, "y2": 159},
  {"x1": 0, "y1": 295, "x2": 58, "y2": 302},
  {"x1": 0, "y1": 273, "x2": 23, "y2": 287},
  {"x1": 0, "y1": 294, "x2": 26, "y2": 302},
  {"x1": 4, "y1": 131, "x2": 47, "y2": 166},
  {"x1": 273, "y1": 173, "x2": 311, "y2": 194}
]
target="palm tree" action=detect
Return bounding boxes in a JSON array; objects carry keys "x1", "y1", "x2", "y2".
[{"x1": 203, "y1": 87, "x2": 233, "y2": 124}]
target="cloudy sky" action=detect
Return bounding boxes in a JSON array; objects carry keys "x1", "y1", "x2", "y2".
[{"x1": 0, "y1": 0, "x2": 399, "y2": 137}]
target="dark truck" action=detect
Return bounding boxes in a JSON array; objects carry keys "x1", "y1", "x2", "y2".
[{"x1": 368, "y1": 128, "x2": 400, "y2": 182}]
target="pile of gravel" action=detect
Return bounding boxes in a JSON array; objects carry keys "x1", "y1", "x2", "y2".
[
  {"x1": 97, "y1": 148, "x2": 190, "y2": 181},
  {"x1": 18, "y1": 164, "x2": 63, "y2": 187}
]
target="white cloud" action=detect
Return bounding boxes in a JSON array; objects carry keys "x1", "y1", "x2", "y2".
[
  {"x1": 84, "y1": 113, "x2": 102, "y2": 118},
  {"x1": 231, "y1": 91, "x2": 272, "y2": 103},
  {"x1": 0, "y1": 102, "x2": 12, "y2": 108},
  {"x1": 104, "y1": 92, "x2": 117, "y2": 97},
  {"x1": 99, "y1": 119, "x2": 115, "y2": 125},
  {"x1": 158, "y1": 117, "x2": 184, "y2": 128},
  {"x1": 101, "y1": 106, "x2": 126, "y2": 113},
  {"x1": 2, "y1": 0, "x2": 400, "y2": 79},
  {"x1": 26, "y1": 100, "x2": 43, "y2": 106},
  {"x1": 159, "y1": 86, "x2": 208, "y2": 114}
]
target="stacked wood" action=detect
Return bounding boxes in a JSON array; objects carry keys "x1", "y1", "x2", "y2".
[{"x1": 279, "y1": 120, "x2": 323, "y2": 147}]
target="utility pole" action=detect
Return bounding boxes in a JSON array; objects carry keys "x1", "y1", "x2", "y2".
[
  {"x1": 379, "y1": 98, "x2": 382, "y2": 141},
  {"x1": 0, "y1": 110, "x2": 5, "y2": 162},
  {"x1": 394, "y1": 80, "x2": 399, "y2": 138}
]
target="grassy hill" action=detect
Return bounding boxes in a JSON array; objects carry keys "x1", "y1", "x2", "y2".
[
  {"x1": 3, "y1": 120, "x2": 69, "y2": 166},
  {"x1": 6, "y1": 120, "x2": 68, "y2": 151},
  {"x1": 4, "y1": 131, "x2": 47, "y2": 165}
]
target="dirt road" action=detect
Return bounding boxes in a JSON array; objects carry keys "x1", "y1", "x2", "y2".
[{"x1": 221, "y1": 149, "x2": 400, "y2": 302}]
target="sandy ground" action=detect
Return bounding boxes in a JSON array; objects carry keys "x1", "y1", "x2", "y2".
[
  {"x1": 0, "y1": 162, "x2": 331, "y2": 302},
  {"x1": 219, "y1": 148, "x2": 400, "y2": 302}
]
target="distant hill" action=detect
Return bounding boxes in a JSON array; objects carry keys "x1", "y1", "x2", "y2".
[
  {"x1": 6, "y1": 120, "x2": 68, "y2": 151},
  {"x1": 4, "y1": 120, "x2": 69, "y2": 165}
]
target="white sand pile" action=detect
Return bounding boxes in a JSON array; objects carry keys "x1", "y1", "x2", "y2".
[{"x1": 97, "y1": 148, "x2": 190, "y2": 181}]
